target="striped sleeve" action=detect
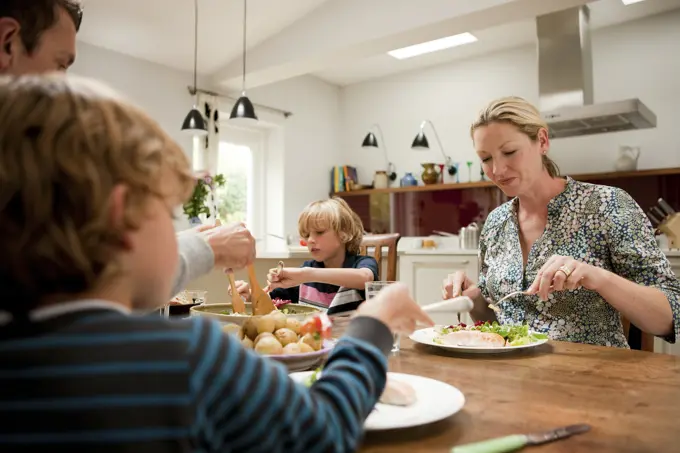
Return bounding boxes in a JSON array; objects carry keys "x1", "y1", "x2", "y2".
[{"x1": 189, "y1": 317, "x2": 390, "y2": 453}]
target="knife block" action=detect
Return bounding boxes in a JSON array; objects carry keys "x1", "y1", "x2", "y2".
[{"x1": 658, "y1": 213, "x2": 680, "y2": 249}]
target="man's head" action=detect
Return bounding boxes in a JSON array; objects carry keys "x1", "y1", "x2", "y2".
[
  {"x1": 0, "y1": 74, "x2": 195, "y2": 314},
  {"x1": 0, "y1": 0, "x2": 82, "y2": 75}
]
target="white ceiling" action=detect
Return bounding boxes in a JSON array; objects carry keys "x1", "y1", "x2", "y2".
[
  {"x1": 77, "y1": 0, "x2": 332, "y2": 75},
  {"x1": 314, "y1": 0, "x2": 680, "y2": 85},
  {"x1": 76, "y1": 0, "x2": 680, "y2": 88}
]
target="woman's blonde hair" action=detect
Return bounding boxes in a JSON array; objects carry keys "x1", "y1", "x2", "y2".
[
  {"x1": 0, "y1": 74, "x2": 194, "y2": 315},
  {"x1": 470, "y1": 96, "x2": 560, "y2": 178},
  {"x1": 298, "y1": 197, "x2": 365, "y2": 255}
]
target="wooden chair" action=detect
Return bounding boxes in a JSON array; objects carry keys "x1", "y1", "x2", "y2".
[
  {"x1": 622, "y1": 317, "x2": 655, "y2": 352},
  {"x1": 360, "y1": 233, "x2": 401, "y2": 281}
]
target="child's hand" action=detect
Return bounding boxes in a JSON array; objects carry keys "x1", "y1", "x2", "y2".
[
  {"x1": 356, "y1": 282, "x2": 434, "y2": 334},
  {"x1": 267, "y1": 267, "x2": 308, "y2": 290},
  {"x1": 228, "y1": 280, "x2": 251, "y2": 301}
]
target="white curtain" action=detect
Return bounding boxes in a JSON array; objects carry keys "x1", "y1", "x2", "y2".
[{"x1": 196, "y1": 92, "x2": 221, "y2": 224}]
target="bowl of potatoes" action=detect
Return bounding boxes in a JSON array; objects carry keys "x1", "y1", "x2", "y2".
[
  {"x1": 190, "y1": 302, "x2": 322, "y2": 325},
  {"x1": 192, "y1": 305, "x2": 335, "y2": 372}
]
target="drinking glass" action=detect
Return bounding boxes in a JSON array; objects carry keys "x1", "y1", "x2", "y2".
[{"x1": 365, "y1": 281, "x2": 400, "y2": 353}]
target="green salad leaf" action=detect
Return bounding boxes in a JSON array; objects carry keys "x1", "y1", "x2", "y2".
[{"x1": 304, "y1": 366, "x2": 323, "y2": 387}]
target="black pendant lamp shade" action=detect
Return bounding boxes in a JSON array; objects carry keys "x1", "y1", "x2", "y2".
[
  {"x1": 411, "y1": 131, "x2": 430, "y2": 150},
  {"x1": 361, "y1": 132, "x2": 378, "y2": 148},
  {"x1": 182, "y1": 107, "x2": 208, "y2": 135},
  {"x1": 230, "y1": 95, "x2": 258, "y2": 121}
]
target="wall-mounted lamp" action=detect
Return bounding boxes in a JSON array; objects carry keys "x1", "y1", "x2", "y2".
[
  {"x1": 411, "y1": 120, "x2": 455, "y2": 175},
  {"x1": 362, "y1": 124, "x2": 397, "y2": 181}
]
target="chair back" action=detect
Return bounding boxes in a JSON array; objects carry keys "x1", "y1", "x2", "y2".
[
  {"x1": 359, "y1": 233, "x2": 401, "y2": 281},
  {"x1": 622, "y1": 317, "x2": 655, "y2": 352}
]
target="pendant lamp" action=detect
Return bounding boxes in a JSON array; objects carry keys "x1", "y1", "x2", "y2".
[
  {"x1": 230, "y1": 0, "x2": 258, "y2": 122},
  {"x1": 181, "y1": 0, "x2": 207, "y2": 135}
]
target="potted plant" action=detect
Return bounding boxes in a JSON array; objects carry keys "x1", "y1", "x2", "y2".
[{"x1": 183, "y1": 172, "x2": 226, "y2": 225}]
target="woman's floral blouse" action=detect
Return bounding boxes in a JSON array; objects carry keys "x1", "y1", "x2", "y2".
[{"x1": 478, "y1": 177, "x2": 680, "y2": 348}]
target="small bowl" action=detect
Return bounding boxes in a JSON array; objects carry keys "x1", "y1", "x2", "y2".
[
  {"x1": 267, "y1": 340, "x2": 335, "y2": 372},
  {"x1": 189, "y1": 302, "x2": 323, "y2": 326}
]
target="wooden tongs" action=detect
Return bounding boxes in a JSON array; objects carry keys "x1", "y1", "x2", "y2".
[
  {"x1": 213, "y1": 219, "x2": 247, "y2": 314},
  {"x1": 247, "y1": 263, "x2": 277, "y2": 315}
]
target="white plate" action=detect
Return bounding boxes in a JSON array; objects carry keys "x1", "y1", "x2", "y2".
[
  {"x1": 409, "y1": 327, "x2": 549, "y2": 354},
  {"x1": 289, "y1": 371, "x2": 465, "y2": 430}
]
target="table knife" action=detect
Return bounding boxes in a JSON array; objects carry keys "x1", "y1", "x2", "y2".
[
  {"x1": 421, "y1": 296, "x2": 474, "y2": 313},
  {"x1": 451, "y1": 424, "x2": 591, "y2": 453},
  {"x1": 658, "y1": 198, "x2": 676, "y2": 215}
]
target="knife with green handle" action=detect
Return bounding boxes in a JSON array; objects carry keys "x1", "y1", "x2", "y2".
[{"x1": 451, "y1": 424, "x2": 591, "y2": 453}]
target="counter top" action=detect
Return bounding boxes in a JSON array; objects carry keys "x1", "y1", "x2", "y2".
[{"x1": 256, "y1": 248, "x2": 680, "y2": 260}]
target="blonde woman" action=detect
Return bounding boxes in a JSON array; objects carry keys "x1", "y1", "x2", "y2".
[
  {"x1": 442, "y1": 96, "x2": 679, "y2": 348},
  {"x1": 235, "y1": 198, "x2": 379, "y2": 314}
]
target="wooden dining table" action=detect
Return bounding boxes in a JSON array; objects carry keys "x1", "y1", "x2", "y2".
[{"x1": 359, "y1": 338, "x2": 680, "y2": 453}]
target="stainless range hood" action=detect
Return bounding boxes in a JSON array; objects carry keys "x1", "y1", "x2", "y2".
[{"x1": 536, "y1": 6, "x2": 657, "y2": 139}]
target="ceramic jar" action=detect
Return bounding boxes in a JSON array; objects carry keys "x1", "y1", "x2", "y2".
[
  {"x1": 421, "y1": 163, "x2": 439, "y2": 185},
  {"x1": 373, "y1": 170, "x2": 389, "y2": 189},
  {"x1": 400, "y1": 172, "x2": 418, "y2": 187}
]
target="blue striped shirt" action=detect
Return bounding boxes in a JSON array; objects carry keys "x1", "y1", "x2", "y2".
[{"x1": 0, "y1": 304, "x2": 392, "y2": 452}]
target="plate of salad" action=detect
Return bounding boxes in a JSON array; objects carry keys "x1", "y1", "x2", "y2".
[{"x1": 409, "y1": 321, "x2": 549, "y2": 354}]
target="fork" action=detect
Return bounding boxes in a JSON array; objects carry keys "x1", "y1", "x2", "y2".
[{"x1": 488, "y1": 286, "x2": 554, "y2": 313}]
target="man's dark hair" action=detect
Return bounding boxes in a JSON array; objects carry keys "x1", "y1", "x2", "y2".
[{"x1": 0, "y1": 0, "x2": 82, "y2": 54}]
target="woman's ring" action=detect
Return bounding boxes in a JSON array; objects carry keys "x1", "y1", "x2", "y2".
[{"x1": 557, "y1": 265, "x2": 573, "y2": 278}]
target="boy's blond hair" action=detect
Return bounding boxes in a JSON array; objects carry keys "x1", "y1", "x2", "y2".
[
  {"x1": 298, "y1": 197, "x2": 365, "y2": 255},
  {"x1": 0, "y1": 74, "x2": 194, "y2": 314}
]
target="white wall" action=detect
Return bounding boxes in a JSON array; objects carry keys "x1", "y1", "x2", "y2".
[
  {"x1": 71, "y1": 41, "x2": 205, "y2": 157},
  {"x1": 248, "y1": 75, "x2": 342, "y2": 237},
  {"x1": 340, "y1": 10, "x2": 680, "y2": 184},
  {"x1": 71, "y1": 42, "x2": 212, "y2": 231}
]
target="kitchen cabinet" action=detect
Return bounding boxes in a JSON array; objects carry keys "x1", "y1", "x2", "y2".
[{"x1": 399, "y1": 252, "x2": 478, "y2": 326}]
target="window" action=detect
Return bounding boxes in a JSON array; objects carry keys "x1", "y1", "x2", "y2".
[
  {"x1": 215, "y1": 142, "x2": 252, "y2": 226},
  {"x1": 211, "y1": 126, "x2": 266, "y2": 244}
]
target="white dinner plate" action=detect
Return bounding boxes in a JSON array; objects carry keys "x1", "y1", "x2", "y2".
[
  {"x1": 289, "y1": 371, "x2": 465, "y2": 430},
  {"x1": 409, "y1": 327, "x2": 549, "y2": 354}
]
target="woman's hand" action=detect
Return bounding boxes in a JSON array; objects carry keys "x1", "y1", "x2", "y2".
[
  {"x1": 442, "y1": 271, "x2": 481, "y2": 300},
  {"x1": 267, "y1": 267, "x2": 309, "y2": 290},
  {"x1": 527, "y1": 255, "x2": 608, "y2": 300}
]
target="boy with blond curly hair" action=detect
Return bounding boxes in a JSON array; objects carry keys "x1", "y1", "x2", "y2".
[{"x1": 0, "y1": 74, "x2": 432, "y2": 452}]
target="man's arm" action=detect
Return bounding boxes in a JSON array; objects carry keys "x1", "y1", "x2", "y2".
[{"x1": 170, "y1": 233, "x2": 214, "y2": 297}]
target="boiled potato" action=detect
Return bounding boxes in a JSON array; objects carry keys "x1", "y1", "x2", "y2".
[
  {"x1": 254, "y1": 332, "x2": 274, "y2": 347},
  {"x1": 255, "y1": 336, "x2": 283, "y2": 355},
  {"x1": 285, "y1": 318, "x2": 301, "y2": 334},
  {"x1": 270, "y1": 310, "x2": 288, "y2": 331},
  {"x1": 300, "y1": 333, "x2": 323, "y2": 351},
  {"x1": 255, "y1": 315, "x2": 276, "y2": 334},
  {"x1": 282, "y1": 343, "x2": 303, "y2": 355},
  {"x1": 298, "y1": 342, "x2": 315, "y2": 353},
  {"x1": 221, "y1": 323, "x2": 242, "y2": 339},
  {"x1": 242, "y1": 318, "x2": 258, "y2": 340},
  {"x1": 274, "y1": 328, "x2": 298, "y2": 347},
  {"x1": 241, "y1": 337, "x2": 254, "y2": 349}
]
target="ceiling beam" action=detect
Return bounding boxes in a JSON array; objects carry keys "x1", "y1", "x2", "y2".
[{"x1": 212, "y1": 0, "x2": 597, "y2": 89}]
